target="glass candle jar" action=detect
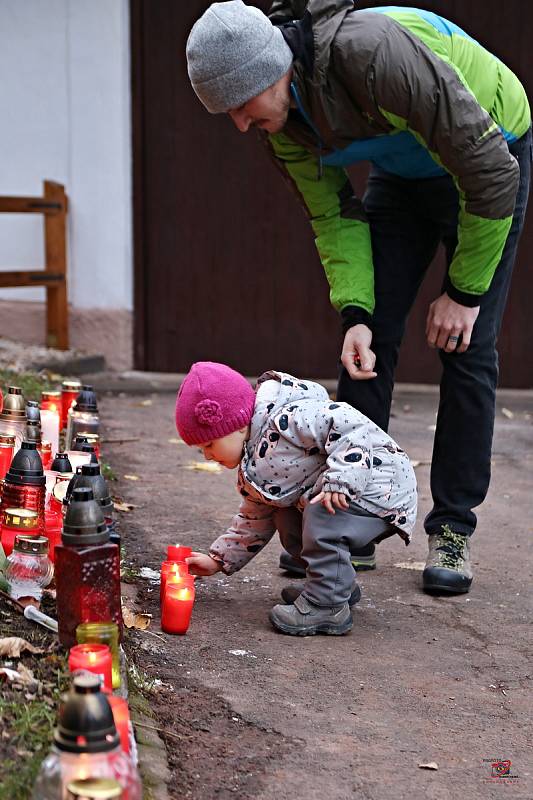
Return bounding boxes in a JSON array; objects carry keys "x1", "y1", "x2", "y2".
[
  {"x1": 76, "y1": 622, "x2": 120, "y2": 690},
  {"x1": 160, "y1": 560, "x2": 189, "y2": 605},
  {"x1": 68, "y1": 644, "x2": 113, "y2": 691},
  {"x1": 1, "y1": 507, "x2": 39, "y2": 557},
  {"x1": 32, "y1": 673, "x2": 141, "y2": 800},
  {"x1": 161, "y1": 576, "x2": 195, "y2": 634},
  {"x1": 5, "y1": 534, "x2": 53, "y2": 601},
  {"x1": 0, "y1": 433, "x2": 15, "y2": 480},
  {"x1": 66, "y1": 386, "x2": 99, "y2": 451}
]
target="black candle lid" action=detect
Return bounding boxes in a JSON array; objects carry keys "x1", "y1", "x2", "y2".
[
  {"x1": 54, "y1": 673, "x2": 119, "y2": 754},
  {"x1": 62, "y1": 487, "x2": 109, "y2": 545},
  {"x1": 74, "y1": 385, "x2": 98, "y2": 413},
  {"x1": 66, "y1": 463, "x2": 113, "y2": 513},
  {"x1": 51, "y1": 452, "x2": 73, "y2": 473},
  {"x1": 5, "y1": 441, "x2": 45, "y2": 486}
]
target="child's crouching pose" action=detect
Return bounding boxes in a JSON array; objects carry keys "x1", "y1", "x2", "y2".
[{"x1": 176, "y1": 362, "x2": 417, "y2": 636}]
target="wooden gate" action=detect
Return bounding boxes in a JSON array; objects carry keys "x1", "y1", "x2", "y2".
[{"x1": 132, "y1": 0, "x2": 533, "y2": 387}]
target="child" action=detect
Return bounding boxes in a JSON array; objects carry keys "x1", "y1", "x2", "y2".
[{"x1": 176, "y1": 362, "x2": 417, "y2": 636}]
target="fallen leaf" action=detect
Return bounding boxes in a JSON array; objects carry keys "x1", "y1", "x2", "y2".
[
  {"x1": 501, "y1": 407, "x2": 514, "y2": 419},
  {"x1": 123, "y1": 475, "x2": 140, "y2": 481},
  {"x1": 418, "y1": 762, "x2": 439, "y2": 771},
  {"x1": 122, "y1": 605, "x2": 152, "y2": 630},
  {"x1": 15, "y1": 664, "x2": 37, "y2": 688},
  {"x1": 0, "y1": 637, "x2": 44, "y2": 657},
  {"x1": 394, "y1": 561, "x2": 426, "y2": 571},
  {"x1": 113, "y1": 500, "x2": 137, "y2": 513},
  {"x1": 182, "y1": 462, "x2": 222, "y2": 474}
]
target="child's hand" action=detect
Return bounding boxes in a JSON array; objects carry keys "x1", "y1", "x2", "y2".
[
  {"x1": 310, "y1": 491, "x2": 350, "y2": 514},
  {"x1": 186, "y1": 552, "x2": 222, "y2": 576}
]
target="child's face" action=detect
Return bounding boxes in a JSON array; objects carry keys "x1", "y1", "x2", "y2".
[{"x1": 198, "y1": 427, "x2": 249, "y2": 469}]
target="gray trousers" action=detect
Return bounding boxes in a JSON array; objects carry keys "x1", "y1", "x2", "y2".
[{"x1": 274, "y1": 504, "x2": 393, "y2": 607}]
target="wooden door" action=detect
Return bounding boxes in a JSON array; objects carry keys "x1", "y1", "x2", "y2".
[{"x1": 132, "y1": 0, "x2": 533, "y2": 386}]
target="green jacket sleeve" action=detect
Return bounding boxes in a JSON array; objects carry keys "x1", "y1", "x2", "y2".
[
  {"x1": 334, "y1": 17, "x2": 520, "y2": 306},
  {"x1": 268, "y1": 131, "x2": 375, "y2": 318}
]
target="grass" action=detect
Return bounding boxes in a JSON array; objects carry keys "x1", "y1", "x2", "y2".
[
  {"x1": 100, "y1": 460, "x2": 117, "y2": 481},
  {"x1": 0, "y1": 368, "x2": 59, "y2": 402},
  {"x1": 0, "y1": 655, "x2": 70, "y2": 800}
]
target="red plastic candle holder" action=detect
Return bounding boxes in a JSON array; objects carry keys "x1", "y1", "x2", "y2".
[
  {"x1": 160, "y1": 560, "x2": 189, "y2": 604},
  {"x1": 61, "y1": 381, "x2": 81, "y2": 430},
  {"x1": 167, "y1": 544, "x2": 192, "y2": 562},
  {"x1": 40, "y1": 391, "x2": 61, "y2": 414},
  {"x1": 161, "y1": 579, "x2": 195, "y2": 635},
  {"x1": 68, "y1": 643, "x2": 113, "y2": 691},
  {"x1": 0, "y1": 508, "x2": 39, "y2": 557},
  {"x1": 106, "y1": 693, "x2": 131, "y2": 754}
]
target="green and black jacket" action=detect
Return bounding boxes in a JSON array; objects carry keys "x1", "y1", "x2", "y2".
[{"x1": 266, "y1": 1, "x2": 531, "y2": 329}]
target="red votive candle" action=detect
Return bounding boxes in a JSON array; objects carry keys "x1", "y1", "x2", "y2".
[
  {"x1": 161, "y1": 579, "x2": 195, "y2": 635},
  {"x1": 160, "y1": 560, "x2": 189, "y2": 604},
  {"x1": 68, "y1": 644, "x2": 113, "y2": 691},
  {"x1": 167, "y1": 544, "x2": 192, "y2": 561},
  {"x1": 61, "y1": 380, "x2": 81, "y2": 429},
  {"x1": 106, "y1": 693, "x2": 131, "y2": 755},
  {"x1": 40, "y1": 390, "x2": 61, "y2": 414},
  {"x1": 0, "y1": 434, "x2": 15, "y2": 481}
]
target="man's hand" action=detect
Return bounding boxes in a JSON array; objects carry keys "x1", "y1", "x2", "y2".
[
  {"x1": 310, "y1": 491, "x2": 350, "y2": 514},
  {"x1": 341, "y1": 324, "x2": 377, "y2": 380},
  {"x1": 186, "y1": 552, "x2": 222, "y2": 576},
  {"x1": 426, "y1": 293, "x2": 480, "y2": 353}
]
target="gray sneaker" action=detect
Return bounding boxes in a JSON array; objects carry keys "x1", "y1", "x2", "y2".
[
  {"x1": 269, "y1": 594, "x2": 353, "y2": 636},
  {"x1": 281, "y1": 582, "x2": 361, "y2": 607},
  {"x1": 423, "y1": 526, "x2": 473, "y2": 594}
]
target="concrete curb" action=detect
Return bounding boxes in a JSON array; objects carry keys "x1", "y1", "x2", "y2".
[{"x1": 129, "y1": 690, "x2": 171, "y2": 800}]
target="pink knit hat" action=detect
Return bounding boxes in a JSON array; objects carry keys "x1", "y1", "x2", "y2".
[{"x1": 175, "y1": 362, "x2": 256, "y2": 445}]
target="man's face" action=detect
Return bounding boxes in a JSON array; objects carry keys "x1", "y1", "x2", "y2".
[{"x1": 228, "y1": 72, "x2": 291, "y2": 135}]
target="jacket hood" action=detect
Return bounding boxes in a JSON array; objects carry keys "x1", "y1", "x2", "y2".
[
  {"x1": 273, "y1": 0, "x2": 354, "y2": 83},
  {"x1": 251, "y1": 370, "x2": 329, "y2": 440}
]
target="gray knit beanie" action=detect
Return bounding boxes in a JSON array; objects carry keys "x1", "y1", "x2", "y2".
[{"x1": 186, "y1": 1, "x2": 293, "y2": 114}]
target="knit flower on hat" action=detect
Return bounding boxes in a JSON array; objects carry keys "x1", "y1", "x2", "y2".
[{"x1": 195, "y1": 399, "x2": 223, "y2": 426}]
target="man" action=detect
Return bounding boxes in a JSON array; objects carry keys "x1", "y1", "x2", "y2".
[{"x1": 186, "y1": 1, "x2": 531, "y2": 593}]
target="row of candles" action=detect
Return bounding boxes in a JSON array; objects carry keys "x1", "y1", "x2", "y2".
[
  {"x1": 0, "y1": 382, "x2": 138, "y2": 799},
  {"x1": 0, "y1": 379, "x2": 198, "y2": 799}
]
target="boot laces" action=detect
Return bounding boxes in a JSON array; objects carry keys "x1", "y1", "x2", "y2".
[{"x1": 436, "y1": 527, "x2": 467, "y2": 570}]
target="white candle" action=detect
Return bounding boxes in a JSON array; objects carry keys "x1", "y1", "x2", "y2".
[{"x1": 40, "y1": 409, "x2": 60, "y2": 457}]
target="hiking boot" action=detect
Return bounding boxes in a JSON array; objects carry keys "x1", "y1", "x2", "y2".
[
  {"x1": 269, "y1": 594, "x2": 353, "y2": 636},
  {"x1": 281, "y1": 582, "x2": 361, "y2": 607},
  {"x1": 279, "y1": 550, "x2": 306, "y2": 576},
  {"x1": 350, "y1": 542, "x2": 377, "y2": 571},
  {"x1": 423, "y1": 526, "x2": 473, "y2": 594}
]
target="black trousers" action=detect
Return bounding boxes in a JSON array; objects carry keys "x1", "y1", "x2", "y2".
[{"x1": 338, "y1": 129, "x2": 532, "y2": 536}]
